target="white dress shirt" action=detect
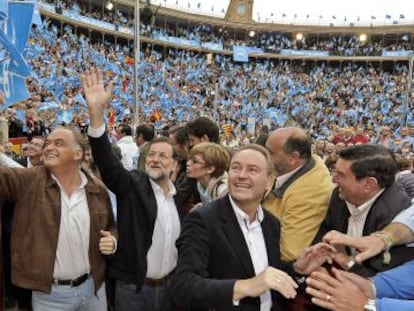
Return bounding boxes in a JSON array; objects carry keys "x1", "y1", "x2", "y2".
[
  {"x1": 346, "y1": 189, "x2": 385, "y2": 254},
  {"x1": 53, "y1": 171, "x2": 91, "y2": 279},
  {"x1": 230, "y1": 196, "x2": 272, "y2": 311},
  {"x1": 146, "y1": 179, "x2": 181, "y2": 279}
]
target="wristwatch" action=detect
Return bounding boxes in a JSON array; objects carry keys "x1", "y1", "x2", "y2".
[{"x1": 364, "y1": 299, "x2": 376, "y2": 311}]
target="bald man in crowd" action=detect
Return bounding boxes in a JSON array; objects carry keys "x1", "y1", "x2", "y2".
[
  {"x1": 263, "y1": 127, "x2": 333, "y2": 310},
  {"x1": 264, "y1": 127, "x2": 333, "y2": 261}
]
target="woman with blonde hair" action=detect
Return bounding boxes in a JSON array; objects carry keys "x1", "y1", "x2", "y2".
[{"x1": 186, "y1": 142, "x2": 230, "y2": 204}]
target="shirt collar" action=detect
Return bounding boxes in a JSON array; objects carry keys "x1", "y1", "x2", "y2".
[
  {"x1": 229, "y1": 195, "x2": 264, "y2": 226},
  {"x1": 345, "y1": 188, "x2": 385, "y2": 215},
  {"x1": 275, "y1": 163, "x2": 304, "y2": 189},
  {"x1": 149, "y1": 178, "x2": 177, "y2": 197},
  {"x1": 51, "y1": 170, "x2": 88, "y2": 190}
]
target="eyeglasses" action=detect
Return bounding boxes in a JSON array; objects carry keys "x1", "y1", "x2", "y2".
[{"x1": 189, "y1": 157, "x2": 207, "y2": 166}]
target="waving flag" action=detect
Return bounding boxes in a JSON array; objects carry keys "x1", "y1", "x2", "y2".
[{"x1": 0, "y1": 0, "x2": 34, "y2": 111}]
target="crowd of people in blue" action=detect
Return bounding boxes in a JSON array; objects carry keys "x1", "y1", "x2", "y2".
[
  {"x1": 45, "y1": 0, "x2": 414, "y2": 56},
  {"x1": 1, "y1": 2, "x2": 414, "y2": 144},
  {"x1": 2, "y1": 1, "x2": 414, "y2": 311}
]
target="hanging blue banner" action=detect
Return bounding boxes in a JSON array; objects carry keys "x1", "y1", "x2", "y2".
[
  {"x1": 233, "y1": 46, "x2": 249, "y2": 62},
  {"x1": 0, "y1": 0, "x2": 34, "y2": 112}
]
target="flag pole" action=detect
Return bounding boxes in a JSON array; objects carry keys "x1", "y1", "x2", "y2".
[
  {"x1": 134, "y1": 0, "x2": 140, "y2": 129},
  {"x1": 405, "y1": 54, "x2": 414, "y2": 126}
]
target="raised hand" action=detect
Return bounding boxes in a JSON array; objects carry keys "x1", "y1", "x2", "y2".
[
  {"x1": 80, "y1": 67, "x2": 114, "y2": 128},
  {"x1": 294, "y1": 243, "x2": 337, "y2": 275},
  {"x1": 323, "y1": 230, "x2": 384, "y2": 263}
]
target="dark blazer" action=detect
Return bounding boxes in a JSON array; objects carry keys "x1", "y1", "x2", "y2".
[
  {"x1": 172, "y1": 195, "x2": 287, "y2": 311},
  {"x1": 16, "y1": 157, "x2": 28, "y2": 167},
  {"x1": 89, "y1": 132, "x2": 184, "y2": 291},
  {"x1": 313, "y1": 183, "x2": 414, "y2": 277}
]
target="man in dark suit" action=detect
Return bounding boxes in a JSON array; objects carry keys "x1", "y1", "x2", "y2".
[
  {"x1": 83, "y1": 68, "x2": 184, "y2": 311},
  {"x1": 313, "y1": 144, "x2": 414, "y2": 277},
  {"x1": 172, "y1": 144, "x2": 335, "y2": 311}
]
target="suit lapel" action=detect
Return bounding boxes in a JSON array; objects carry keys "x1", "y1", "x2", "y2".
[
  {"x1": 143, "y1": 176, "x2": 158, "y2": 226},
  {"x1": 219, "y1": 196, "x2": 256, "y2": 277},
  {"x1": 261, "y1": 213, "x2": 280, "y2": 268}
]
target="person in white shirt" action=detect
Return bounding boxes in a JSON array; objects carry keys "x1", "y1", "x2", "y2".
[
  {"x1": 0, "y1": 127, "x2": 117, "y2": 311},
  {"x1": 116, "y1": 124, "x2": 139, "y2": 171},
  {"x1": 82, "y1": 67, "x2": 184, "y2": 311}
]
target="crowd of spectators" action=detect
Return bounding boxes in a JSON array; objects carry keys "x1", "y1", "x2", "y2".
[
  {"x1": 3, "y1": 3, "x2": 414, "y2": 310},
  {"x1": 1, "y1": 0, "x2": 414, "y2": 151},
  {"x1": 42, "y1": 0, "x2": 414, "y2": 55}
]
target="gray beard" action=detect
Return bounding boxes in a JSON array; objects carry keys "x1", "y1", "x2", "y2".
[
  {"x1": 147, "y1": 171, "x2": 165, "y2": 181},
  {"x1": 146, "y1": 166, "x2": 169, "y2": 182}
]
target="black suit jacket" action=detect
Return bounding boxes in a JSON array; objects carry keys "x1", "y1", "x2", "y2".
[
  {"x1": 16, "y1": 157, "x2": 28, "y2": 167},
  {"x1": 313, "y1": 184, "x2": 414, "y2": 276},
  {"x1": 89, "y1": 132, "x2": 184, "y2": 290},
  {"x1": 173, "y1": 195, "x2": 287, "y2": 311}
]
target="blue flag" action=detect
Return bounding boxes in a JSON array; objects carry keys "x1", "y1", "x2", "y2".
[{"x1": 0, "y1": 0, "x2": 34, "y2": 111}]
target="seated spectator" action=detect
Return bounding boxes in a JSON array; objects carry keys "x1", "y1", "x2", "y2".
[
  {"x1": 221, "y1": 132, "x2": 239, "y2": 149},
  {"x1": 330, "y1": 127, "x2": 345, "y2": 145},
  {"x1": 395, "y1": 157, "x2": 414, "y2": 198},
  {"x1": 371, "y1": 126, "x2": 397, "y2": 152},
  {"x1": 352, "y1": 127, "x2": 369, "y2": 145},
  {"x1": 397, "y1": 141, "x2": 413, "y2": 159},
  {"x1": 342, "y1": 127, "x2": 355, "y2": 146},
  {"x1": 399, "y1": 126, "x2": 414, "y2": 149}
]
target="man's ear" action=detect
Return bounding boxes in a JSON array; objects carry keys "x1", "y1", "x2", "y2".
[
  {"x1": 201, "y1": 135, "x2": 210, "y2": 143},
  {"x1": 365, "y1": 176, "x2": 379, "y2": 192},
  {"x1": 73, "y1": 149, "x2": 83, "y2": 162}
]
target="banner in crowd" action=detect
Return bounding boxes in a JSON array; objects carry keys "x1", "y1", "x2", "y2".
[
  {"x1": 381, "y1": 50, "x2": 413, "y2": 57},
  {"x1": 201, "y1": 42, "x2": 223, "y2": 51},
  {"x1": 152, "y1": 32, "x2": 200, "y2": 47},
  {"x1": 247, "y1": 117, "x2": 256, "y2": 135},
  {"x1": 247, "y1": 47, "x2": 264, "y2": 55},
  {"x1": 280, "y1": 49, "x2": 329, "y2": 57},
  {"x1": 233, "y1": 46, "x2": 249, "y2": 62},
  {"x1": 0, "y1": 0, "x2": 34, "y2": 112}
]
